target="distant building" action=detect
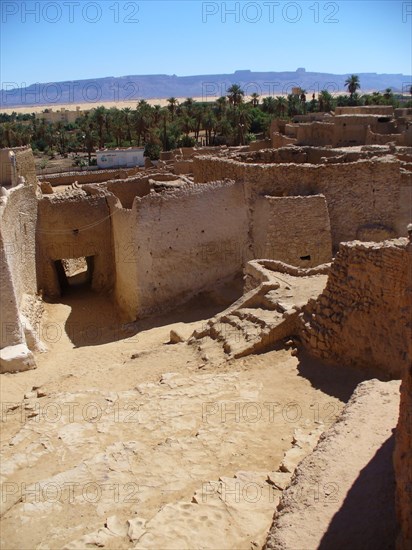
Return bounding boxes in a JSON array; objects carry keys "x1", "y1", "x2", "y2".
[
  {"x1": 96, "y1": 147, "x2": 145, "y2": 169},
  {"x1": 36, "y1": 106, "x2": 84, "y2": 124}
]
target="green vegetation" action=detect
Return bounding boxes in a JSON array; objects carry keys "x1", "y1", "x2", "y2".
[{"x1": 1, "y1": 77, "x2": 410, "y2": 158}]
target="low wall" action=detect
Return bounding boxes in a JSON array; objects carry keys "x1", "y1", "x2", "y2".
[
  {"x1": 335, "y1": 105, "x2": 394, "y2": 116},
  {"x1": 38, "y1": 167, "x2": 142, "y2": 186},
  {"x1": 272, "y1": 133, "x2": 297, "y2": 148},
  {"x1": 173, "y1": 160, "x2": 193, "y2": 175},
  {"x1": 299, "y1": 238, "x2": 412, "y2": 379},
  {"x1": 366, "y1": 126, "x2": 405, "y2": 146}
]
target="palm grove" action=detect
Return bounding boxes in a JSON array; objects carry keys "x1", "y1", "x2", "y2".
[{"x1": 0, "y1": 77, "x2": 410, "y2": 161}]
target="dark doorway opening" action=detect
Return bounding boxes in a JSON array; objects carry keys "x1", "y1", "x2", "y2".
[
  {"x1": 300, "y1": 254, "x2": 311, "y2": 261},
  {"x1": 54, "y1": 256, "x2": 95, "y2": 294}
]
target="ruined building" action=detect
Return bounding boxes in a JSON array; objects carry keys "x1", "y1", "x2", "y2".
[{"x1": 0, "y1": 120, "x2": 411, "y2": 548}]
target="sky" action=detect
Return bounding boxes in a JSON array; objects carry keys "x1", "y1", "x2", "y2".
[{"x1": 1, "y1": 0, "x2": 411, "y2": 86}]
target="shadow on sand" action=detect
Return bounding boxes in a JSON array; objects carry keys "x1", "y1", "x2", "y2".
[
  {"x1": 295, "y1": 350, "x2": 381, "y2": 402},
  {"x1": 46, "y1": 278, "x2": 243, "y2": 348},
  {"x1": 318, "y1": 433, "x2": 397, "y2": 550}
]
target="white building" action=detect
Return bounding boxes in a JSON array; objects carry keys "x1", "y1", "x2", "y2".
[{"x1": 96, "y1": 147, "x2": 145, "y2": 169}]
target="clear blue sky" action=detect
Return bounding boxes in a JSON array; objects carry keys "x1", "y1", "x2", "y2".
[{"x1": 1, "y1": 1, "x2": 411, "y2": 86}]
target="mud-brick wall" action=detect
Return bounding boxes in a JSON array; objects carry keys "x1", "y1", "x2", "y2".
[
  {"x1": 110, "y1": 204, "x2": 139, "y2": 319},
  {"x1": 36, "y1": 192, "x2": 114, "y2": 297},
  {"x1": 0, "y1": 149, "x2": 15, "y2": 187},
  {"x1": 394, "y1": 359, "x2": 412, "y2": 550},
  {"x1": 299, "y1": 239, "x2": 412, "y2": 379},
  {"x1": 113, "y1": 181, "x2": 249, "y2": 320},
  {"x1": 0, "y1": 184, "x2": 38, "y2": 347},
  {"x1": 15, "y1": 147, "x2": 37, "y2": 187},
  {"x1": 253, "y1": 194, "x2": 332, "y2": 267},
  {"x1": 393, "y1": 235, "x2": 412, "y2": 549},
  {"x1": 194, "y1": 156, "x2": 406, "y2": 249}
]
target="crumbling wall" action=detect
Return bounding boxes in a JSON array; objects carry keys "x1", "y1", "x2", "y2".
[
  {"x1": 173, "y1": 160, "x2": 193, "y2": 175},
  {"x1": 0, "y1": 149, "x2": 16, "y2": 187},
  {"x1": 14, "y1": 147, "x2": 37, "y2": 187},
  {"x1": 0, "y1": 184, "x2": 38, "y2": 349},
  {"x1": 272, "y1": 133, "x2": 297, "y2": 148},
  {"x1": 111, "y1": 181, "x2": 249, "y2": 320},
  {"x1": 36, "y1": 191, "x2": 114, "y2": 297},
  {"x1": 194, "y1": 156, "x2": 406, "y2": 248},
  {"x1": 38, "y1": 167, "x2": 142, "y2": 186},
  {"x1": 253, "y1": 195, "x2": 332, "y2": 267},
  {"x1": 299, "y1": 239, "x2": 412, "y2": 379},
  {"x1": 366, "y1": 126, "x2": 405, "y2": 146},
  {"x1": 99, "y1": 177, "x2": 150, "y2": 209},
  {"x1": 296, "y1": 122, "x2": 335, "y2": 146},
  {"x1": 394, "y1": 361, "x2": 412, "y2": 549}
]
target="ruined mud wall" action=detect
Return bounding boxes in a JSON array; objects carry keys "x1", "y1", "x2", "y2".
[
  {"x1": 0, "y1": 184, "x2": 38, "y2": 348},
  {"x1": 253, "y1": 194, "x2": 332, "y2": 267},
  {"x1": 395, "y1": 360, "x2": 412, "y2": 550},
  {"x1": 296, "y1": 122, "x2": 335, "y2": 146},
  {"x1": 110, "y1": 203, "x2": 139, "y2": 319},
  {"x1": 299, "y1": 239, "x2": 412, "y2": 379},
  {"x1": 100, "y1": 177, "x2": 150, "y2": 208},
  {"x1": 111, "y1": 181, "x2": 249, "y2": 320},
  {"x1": 36, "y1": 192, "x2": 114, "y2": 297},
  {"x1": 38, "y1": 167, "x2": 142, "y2": 186},
  {"x1": 0, "y1": 149, "x2": 16, "y2": 187},
  {"x1": 14, "y1": 147, "x2": 37, "y2": 187},
  {"x1": 194, "y1": 156, "x2": 409, "y2": 248}
]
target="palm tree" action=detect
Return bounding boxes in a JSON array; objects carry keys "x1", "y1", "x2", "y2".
[
  {"x1": 179, "y1": 113, "x2": 195, "y2": 137},
  {"x1": 182, "y1": 98, "x2": 194, "y2": 117},
  {"x1": 122, "y1": 107, "x2": 133, "y2": 144},
  {"x1": 152, "y1": 104, "x2": 162, "y2": 125},
  {"x1": 227, "y1": 84, "x2": 245, "y2": 107},
  {"x1": 134, "y1": 101, "x2": 153, "y2": 145},
  {"x1": 214, "y1": 96, "x2": 228, "y2": 120},
  {"x1": 250, "y1": 92, "x2": 260, "y2": 107},
  {"x1": 275, "y1": 96, "x2": 288, "y2": 118},
  {"x1": 345, "y1": 75, "x2": 360, "y2": 98},
  {"x1": 262, "y1": 96, "x2": 277, "y2": 115},
  {"x1": 202, "y1": 108, "x2": 217, "y2": 146},
  {"x1": 300, "y1": 89, "x2": 307, "y2": 114},
  {"x1": 93, "y1": 106, "x2": 106, "y2": 148},
  {"x1": 318, "y1": 90, "x2": 333, "y2": 112},
  {"x1": 167, "y1": 97, "x2": 178, "y2": 120},
  {"x1": 383, "y1": 88, "x2": 393, "y2": 105}
]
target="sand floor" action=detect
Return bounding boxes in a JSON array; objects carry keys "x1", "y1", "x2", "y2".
[{"x1": 0, "y1": 284, "x2": 366, "y2": 549}]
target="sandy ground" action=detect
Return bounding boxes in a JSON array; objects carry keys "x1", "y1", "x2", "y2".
[
  {"x1": 1, "y1": 95, "x2": 287, "y2": 115},
  {"x1": 0, "y1": 283, "x2": 367, "y2": 549}
]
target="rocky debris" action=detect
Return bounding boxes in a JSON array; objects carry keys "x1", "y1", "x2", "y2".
[
  {"x1": 169, "y1": 323, "x2": 195, "y2": 344},
  {"x1": 39, "y1": 181, "x2": 53, "y2": 194},
  {"x1": 0, "y1": 343, "x2": 36, "y2": 373}
]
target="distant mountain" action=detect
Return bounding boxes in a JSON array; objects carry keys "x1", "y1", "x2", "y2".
[{"x1": 1, "y1": 69, "x2": 411, "y2": 108}]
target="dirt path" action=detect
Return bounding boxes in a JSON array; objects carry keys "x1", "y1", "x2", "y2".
[{"x1": 0, "y1": 287, "x2": 365, "y2": 549}]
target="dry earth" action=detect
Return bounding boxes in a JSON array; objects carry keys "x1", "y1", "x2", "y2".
[{"x1": 0, "y1": 282, "x2": 371, "y2": 549}]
